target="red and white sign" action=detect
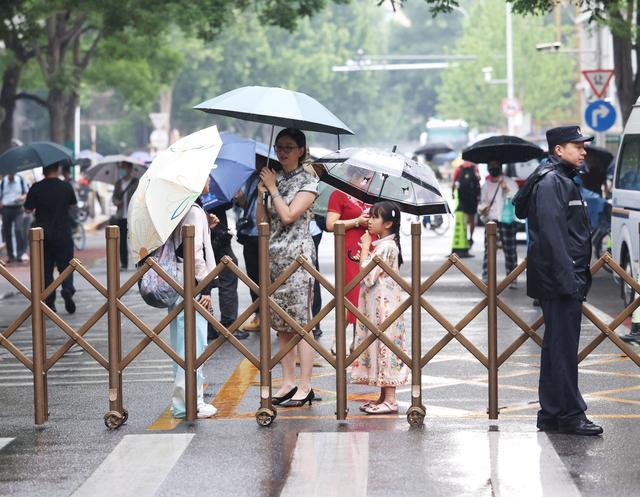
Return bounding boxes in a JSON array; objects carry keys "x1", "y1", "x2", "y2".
[
  {"x1": 582, "y1": 69, "x2": 614, "y2": 98},
  {"x1": 501, "y1": 97, "x2": 521, "y2": 117}
]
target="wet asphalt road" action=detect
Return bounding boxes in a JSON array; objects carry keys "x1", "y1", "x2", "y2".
[{"x1": 1, "y1": 218, "x2": 639, "y2": 497}]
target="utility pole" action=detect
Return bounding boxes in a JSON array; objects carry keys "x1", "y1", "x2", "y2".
[{"x1": 506, "y1": 3, "x2": 515, "y2": 134}]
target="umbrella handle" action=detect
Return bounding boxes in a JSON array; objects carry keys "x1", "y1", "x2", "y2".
[{"x1": 347, "y1": 249, "x2": 359, "y2": 262}]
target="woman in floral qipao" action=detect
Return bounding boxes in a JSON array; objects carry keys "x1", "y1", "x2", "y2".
[{"x1": 256, "y1": 128, "x2": 319, "y2": 408}]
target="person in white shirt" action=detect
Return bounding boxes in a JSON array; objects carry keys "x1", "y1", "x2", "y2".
[
  {"x1": 478, "y1": 161, "x2": 519, "y2": 287},
  {"x1": 0, "y1": 173, "x2": 29, "y2": 263}
]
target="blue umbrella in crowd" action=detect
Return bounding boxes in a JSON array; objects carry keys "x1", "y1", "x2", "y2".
[
  {"x1": 0, "y1": 141, "x2": 73, "y2": 175},
  {"x1": 200, "y1": 132, "x2": 256, "y2": 210}
]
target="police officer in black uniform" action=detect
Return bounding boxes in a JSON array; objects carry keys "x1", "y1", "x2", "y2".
[{"x1": 525, "y1": 126, "x2": 603, "y2": 436}]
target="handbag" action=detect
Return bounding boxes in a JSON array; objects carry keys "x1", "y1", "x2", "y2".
[
  {"x1": 500, "y1": 198, "x2": 516, "y2": 224},
  {"x1": 236, "y1": 178, "x2": 259, "y2": 244},
  {"x1": 477, "y1": 183, "x2": 501, "y2": 224}
]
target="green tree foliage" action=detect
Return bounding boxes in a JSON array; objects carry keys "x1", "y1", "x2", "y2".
[
  {"x1": 511, "y1": 0, "x2": 639, "y2": 124},
  {"x1": 171, "y1": 2, "x2": 410, "y2": 146},
  {"x1": 1, "y1": 0, "x2": 351, "y2": 147},
  {"x1": 436, "y1": 0, "x2": 576, "y2": 131},
  {"x1": 385, "y1": 2, "x2": 464, "y2": 138}
]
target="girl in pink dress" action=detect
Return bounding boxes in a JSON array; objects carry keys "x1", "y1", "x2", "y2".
[{"x1": 350, "y1": 201, "x2": 409, "y2": 415}]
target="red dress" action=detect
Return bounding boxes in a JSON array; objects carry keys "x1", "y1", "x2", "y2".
[{"x1": 327, "y1": 190, "x2": 371, "y2": 324}]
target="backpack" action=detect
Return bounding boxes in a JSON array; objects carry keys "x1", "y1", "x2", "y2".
[
  {"x1": 457, "y1": 166, "x2": 480, "y2": 200},
  {"x1": 0, "y1": 175, "x2": 27, "y2": 198},
  {"x1": 137, "y1": 235, "x2": 182, "y2": 308},
  {"x1": 512, "y1": 161, "x2": 555, "y2": 219}
]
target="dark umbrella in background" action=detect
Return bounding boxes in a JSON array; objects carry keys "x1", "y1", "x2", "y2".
[
  {"x1": 462, "y1": 135, "x2": 544, "y2": 164},
  {"x1": 585, "y1": 144, "x2": 614, "y2": 174},
  {"x1": 413, "y1": 142, "x2": 453, "y2": 161},
  {"x1": 314, "y1": 148, "x2": 451, "y2": 215},
  {"x1": 582, "y1": 144, "x2": 615, "y2": 196},
  {"x1": 0, "y1": 142, "x2": 73, "y2": 175}
]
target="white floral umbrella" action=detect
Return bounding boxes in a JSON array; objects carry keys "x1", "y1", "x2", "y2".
[{"x1": 128, "y1": 125, "x2": 223, "y2": 262}]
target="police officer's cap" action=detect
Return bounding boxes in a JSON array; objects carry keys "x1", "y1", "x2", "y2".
[{"x1": 546, "y1": 125, "x2": 594, "y2": 151}]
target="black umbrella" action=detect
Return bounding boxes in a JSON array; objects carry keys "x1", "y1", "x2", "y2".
[
  {"x1": 413, "y1": 142, "x2": 453, "y2": 160},
  {"x1": 314, "y1": 148, "x2": 451, "y2": 215},
  {"x1": 0, "y1": 142, "x2": 73, "y2": 175},
  {"x1": 462, "y1": 135, "x2": 544, "y2": 164},
  {"x1": 585, "y1": 144, "x2": 614, "y2": 174}
]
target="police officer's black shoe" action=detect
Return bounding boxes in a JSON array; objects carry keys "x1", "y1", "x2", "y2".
[
  {"x1": 234, "y1": 330, "x2": 249, "y2": 340},
  {"x1": 313, "y1": 328, "x2": 323, "y2": 339},
  {"x1": 536, "y1": 418, "x2": 558, "y2": 432},
  {"x1": 621, "y1": 323, "x2": 640, "y2": 344},
  {"x1": 557, "y1": 418, "x2": 603, "y2": 436}
]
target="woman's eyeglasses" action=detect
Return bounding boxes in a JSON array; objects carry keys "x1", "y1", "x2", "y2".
[{"x1": 274, "y1": 145, "x2": 300, "y2": 153}]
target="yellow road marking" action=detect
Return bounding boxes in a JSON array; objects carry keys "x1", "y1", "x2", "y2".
[
  {"x1": 147, "y1": 407, "x2": 182, "y2": 431},
  {"x1": 212, "y1": 359, "x2": 258, "y2": 418}
]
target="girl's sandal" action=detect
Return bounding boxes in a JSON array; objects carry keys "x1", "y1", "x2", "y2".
[
  {"x1": 363, "y1": 401, "x2": 398, "y2": 415},
  {"x1": 359, "y1": 401, "x2": 378, "y2": 412}
]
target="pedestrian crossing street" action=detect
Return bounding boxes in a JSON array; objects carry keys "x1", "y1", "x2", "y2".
[
  {"x1": 0, "y1": 430, "x2": 582, "y2": 497},
  {"x1": 0, "y1": 335, "x2": 174, "y2": 387}
]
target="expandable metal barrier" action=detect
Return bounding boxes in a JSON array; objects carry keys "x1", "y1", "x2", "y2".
[{"x1": 1, "y1": 222, "x2": 639, "y2": 428}]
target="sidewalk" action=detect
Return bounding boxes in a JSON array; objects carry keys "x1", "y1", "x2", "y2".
[{"x1": 0, "y1": 228, "x2": 108, "y2": 300}]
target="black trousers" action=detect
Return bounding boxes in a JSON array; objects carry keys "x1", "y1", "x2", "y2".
[
  {"x1": 242, "y1": 236, "x2": 259, "y2": 309},
  {"x1": 538, "y1": 295, "x2": 587, "y2": 425},
  {"x1": 43, "y1": 236, "x2": 75, "y2": 307},
  {"x1": 312, "y1": 232, "x2": 322, "y2": 329},
  {"x1": 116, "y1": 218, "x2": 129, "y2": 268},
  {"x1": 212, "y1": 238, "x2": 238, "y2": 327}
]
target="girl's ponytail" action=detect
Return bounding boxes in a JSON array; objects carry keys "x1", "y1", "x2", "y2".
[{"x1": 393, "y1": 211, "x2": 403, "y2": 267}]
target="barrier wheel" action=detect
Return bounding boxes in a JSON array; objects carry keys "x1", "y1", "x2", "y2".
[
  {"x1": 104, "y1": 410, "x2": 124, "y2": 430},
  {"x1": 406, "y1": 406, "x2": 426, "y2": 426},
  {"x1": 122, "y1": 408, "x2": 129, "y2": 423},
  {"x1": 256, "y1": 407, "x2": 276, "y2": 427}
]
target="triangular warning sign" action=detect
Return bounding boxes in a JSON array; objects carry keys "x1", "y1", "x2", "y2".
[{"x1": 582, "y1": 70, "x2": 614, "y2": 98}]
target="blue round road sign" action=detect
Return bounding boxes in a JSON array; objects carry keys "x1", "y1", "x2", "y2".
[{"x1": 585, "y1": 100, "x2": 616, "y2": 132}]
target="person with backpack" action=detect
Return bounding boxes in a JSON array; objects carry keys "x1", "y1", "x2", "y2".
[
  {"x1": 168, "y1": 176, "x2": 219, "y2": 419},
  {"x1": 513, "y1": 125, "x2": 602, "y2": 436},
  {"x1": 235, "y1": 154, "x2": 269, "y2": 333},
  {"x1": 478, "y1": 161, "x2": 519, "y2": 287},
  {"x1": 452, "y1": 160, "x2": 481, "y2": 246},
  {"x1": 0, "y1": 173, "x2": 29, "y2": 263}
]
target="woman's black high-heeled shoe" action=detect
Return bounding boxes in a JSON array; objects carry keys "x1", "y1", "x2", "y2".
[
  {"x1": 280, "y1": 389, "x2": 314, "y2": 408},
  {"x1": 272, "y1": 386, "x2": 297, "y2": 406}
]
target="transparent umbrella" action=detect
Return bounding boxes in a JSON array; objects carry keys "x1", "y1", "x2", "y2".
[{"x1": 314, "y1": 148, "x2": 451, "y2": 216}]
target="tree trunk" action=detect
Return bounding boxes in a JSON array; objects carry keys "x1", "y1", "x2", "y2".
[
  {"x1": 48, "y1": 89, "x2": 67, "y2": 144},
  {"x1": 611, "y1": 20, "x2": 637, "y2": 124},
  {"x1": 0, "y1": 63, "x2": 22, "y2": 153}
]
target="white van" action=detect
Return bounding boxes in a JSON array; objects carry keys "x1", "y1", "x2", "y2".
[{"x1": 611, "y1": 103, "x2": 640, "y2": 305}]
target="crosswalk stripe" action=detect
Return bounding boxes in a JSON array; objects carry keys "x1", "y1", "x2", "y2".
[
  {"x1": 0, "y1": 438, "x2": 14, "y2": 451},
  {"x1": 70, "y1": 434, "x2": 193, "y2": 497},
  {"x1": 280, "y1": 433, "x2": 368, "y2": 497},
  {"x1": 454, "y1": 431, "x2": 581, "y2": 497}
]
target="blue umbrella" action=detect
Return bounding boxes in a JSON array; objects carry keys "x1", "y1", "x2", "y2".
[{"x1": 200, "y1": 132, "x2": 256, "y2": 210}]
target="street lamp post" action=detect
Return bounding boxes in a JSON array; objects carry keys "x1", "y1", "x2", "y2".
[
  {"x1": 481, "y1": 3, "x2": 516, "y2": 134},
  {"x1": 506, "y1": 2, "x2": 515, "y2": 134}
]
